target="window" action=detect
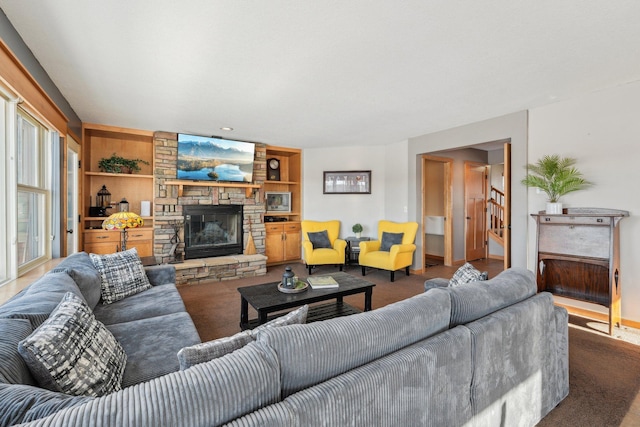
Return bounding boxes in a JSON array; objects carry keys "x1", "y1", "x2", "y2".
[{"x1": 16, "y1": 109, "x2": 51, "y2": 273}]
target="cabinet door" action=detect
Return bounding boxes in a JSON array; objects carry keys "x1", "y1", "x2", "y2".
[
  {"x1": 283, "y1": 223, "x2": 301, "y2": 261},
  {"x1": 265, "y1": 223, "x2": 284, "y2": 263},
  {"x1": 126, "y1": 229, "x2": 154, "y2": 257},
  {"x1": 84, "y1": 241, "x2": 121, "y2": 255}
]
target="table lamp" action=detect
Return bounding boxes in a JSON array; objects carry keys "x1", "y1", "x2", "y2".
[{"x1": 102, "y1": 211, "x2": 144, "y2": 251}]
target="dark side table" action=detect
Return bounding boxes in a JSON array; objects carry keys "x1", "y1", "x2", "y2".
[{"x1": 345, "y1": 236, "x2": 370, "y2": 265}]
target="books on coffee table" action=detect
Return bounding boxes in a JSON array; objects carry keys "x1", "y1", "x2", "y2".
[{"x1": 307, "y1": 276, "x2": 339, "y2": 289}]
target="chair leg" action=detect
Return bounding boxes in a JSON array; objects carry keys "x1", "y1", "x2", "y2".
[
  {"x1": 405, "y1": 266, "x2": 410, "y2": 276},
  {"x1": 308, "y1": 265, "x2": 313, "y2": 275},
  {"x1": 361, "y1": 266, "x2": 366, "y2": 276},
  {"x1": 390, "y1": 271, "x2": 395, "y2": 282},
  {"x1": 339, "y1": 264, "x2": 343, "y2": 271}
]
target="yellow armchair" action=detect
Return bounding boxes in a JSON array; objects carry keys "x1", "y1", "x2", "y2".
[
  {"x1": 359, "y1": 220, "x2": 419, "y2": 282},
  {"x1": 301, "y1": 220, "x2": 347, "y2": 274}
]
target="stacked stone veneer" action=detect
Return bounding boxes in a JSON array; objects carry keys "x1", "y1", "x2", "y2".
[{"x1": 153, "y1": 131, "x2": 267, "y2": 285}]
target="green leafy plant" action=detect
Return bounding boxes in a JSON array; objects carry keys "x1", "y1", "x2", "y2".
[
  {"x1": 352, "y1": 223, "x2": 363, "y2": 233},
  {"x1": 521, "y1": 154, "x2": 592, "y2": 203},
  {"x1": 98, "y1": 153, "x2": 150, "y2": 174}
]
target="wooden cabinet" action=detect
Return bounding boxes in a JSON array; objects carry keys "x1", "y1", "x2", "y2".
[
  {"x1": 264, "y1": 146, "x2": 302, "y2": 265},
  {"x1": 264, "y1": 146, "x2": 301, "y2": 222},
  {"x1": 531, "y1": 208, "x2": 628, "y2": 335},
  {"x1": 83, "y1": 228, "x2": 153, "y2": 256},
  {"x1": 265, "y1": 222, "x2": 301, "y2": 265},
  {"x1": 81, "y1": 123, "x2": 155, "y2": 255}
]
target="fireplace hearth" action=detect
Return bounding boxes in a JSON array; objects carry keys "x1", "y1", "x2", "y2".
[{"x1": 183, "y1": 205, "x2": 243, "y2": 259}]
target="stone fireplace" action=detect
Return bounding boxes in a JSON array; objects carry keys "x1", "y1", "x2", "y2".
[
  {"x1": 183, "y1": 205, "x2": 243, "y2": 259},
  {"x1": 153, "y1": 131, "x2": 268, "y2": 285}
]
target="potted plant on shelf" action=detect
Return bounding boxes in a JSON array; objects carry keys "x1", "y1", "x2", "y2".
[
  {"x1": 521, "y1": 154, "x2": 592, "y2": 214},
  {"x1": 98, "y1": 153, "x2": 150, "y2": 174},
  {"x1": 352, "y1": 223, "x2": 363, "y2": 238}
]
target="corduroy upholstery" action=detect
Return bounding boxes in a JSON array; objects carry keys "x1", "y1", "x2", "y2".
[
  {"x1": 301, "y1": 220, "x2": 347, "y2": 274},
  {"x1": 359, "y1": 220, "x2": 419, "y2": 281},
  {"x1": 2, "y1": 262, "x2": 568, "y2": 426}
]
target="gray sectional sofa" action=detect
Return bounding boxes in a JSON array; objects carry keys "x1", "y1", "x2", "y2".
[
  {"x1": 0, "y1": 257, "x2": 568, "y2": 426},
  {"x1": 0, "y1": 252, "x2": 201, "y2": 426}
]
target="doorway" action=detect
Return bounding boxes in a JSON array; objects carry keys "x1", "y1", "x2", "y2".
[
  {"x1": 421, "y1": 141, "x2": 511, "y2": 271},
  {"x1": 64, "y1": 135, "x2": 80, "y2": 256},
  {"x1": 421, "y1": 155, "x2": 452, "y2": 267}
]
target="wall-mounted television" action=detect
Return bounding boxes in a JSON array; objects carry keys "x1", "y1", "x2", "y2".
[{"x1": 177, "y1": 133, "x2": 256, "y2": 182}]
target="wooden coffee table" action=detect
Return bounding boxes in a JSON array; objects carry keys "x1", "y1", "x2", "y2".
[{"x1": 237, "y1": 271, "x2": 375, "y2": 330}]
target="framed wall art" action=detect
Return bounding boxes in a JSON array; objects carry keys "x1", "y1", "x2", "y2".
[{"x1": 323, "y1": 170, "x2": 371, "y2": 194}]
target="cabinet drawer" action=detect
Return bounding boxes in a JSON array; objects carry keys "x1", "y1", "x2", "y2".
[
  {"x1": 538, "y1": 215, "x2": 612, "y2": 226},
  {"x1": 84, "y1": 231, "x2": 120, "y2": 243},
  {"x1": 126, "y1": 229, "x2": 153, "y2": 241},
  {"x1": 265, "y1": 223, "x2": 284, "y2": 233},
  {"x1": 284, "y1": 222, "x2": 301, "y2": 232}
]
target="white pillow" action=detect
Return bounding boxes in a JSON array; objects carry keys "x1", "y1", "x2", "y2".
[
  {"x1": 90, "y1": 248, "x2": 152, "y2": 304},
  {"x1": 449, "y1": 262, "x2": 485, "y2": 287}
]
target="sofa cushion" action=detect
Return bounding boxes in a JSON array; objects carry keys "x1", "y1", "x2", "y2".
[
  {"x1": 257, "y1": 291, "x2": 451, "y2": 396},
  {"x1": 0, "y1": 318, "x2": 35, "y2": 385},
  {"x1": 431, "y1": 267, "x2": 537, "y2": 327},
  {"x1": 0, "y1": 383, "x2": 92, "y2": 426},
  {"x1": 380, "y1": 231, "x2": 403, "y2": 251},
  {"x1": 178, "y1": 305, "x2": 308, "y2": 370},
  {"x1": 464, "y1": 293, "x2": 560, "y2": 426},
  {"x1": 107, "y1": 311, "x2": 201, "y2": 387},
  {"x1": 17, "y1": 293, "x2": 127, "y2": 397},
  {"x1": 21, "y1": 342, "x2": 282, "y2": 427},
  {"x1": 178, "y1": 330, "x2": 254, "y2": 371},
  {"x1": 0, "y1": 273, "x2": 85, "y2": 328},
  {"x1": 449, "y1": 262, "x2": 485, "y2": 287},
  {"x1": 270, "y1": 326, "x2": 474, "y2": 427},
  {"x1": 90, "y1": 248, "x2": 152, "y2": 304},
  {"x1": 308, "y1": 230, "x2": 332, "y2": 249},
  {"x1": 93, "y1": 283, "x2": 187, "y2": 325},
  {"x1": 48, "y1": 252, "x2": 102, "y2": 309}
]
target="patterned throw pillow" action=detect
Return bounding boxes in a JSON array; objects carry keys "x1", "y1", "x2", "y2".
[
  {"x1": 448, "y1": 262, "x2": 485, "y2": 287},
  {"x1": 177, "y1": 305, "x2": 308, "y2": 370},
  {"x1": 90, "y1": 248, "x2": 152, "y2": 304},
  {"x1": 380, "y1": 231, "x2": 404, "y2": 251},
  {"x1": 17, "y1": 292, "x2": 127, "y2": 397},
  {"x1": 308, "y1": 230, "x2": 332, "y2": 249}
]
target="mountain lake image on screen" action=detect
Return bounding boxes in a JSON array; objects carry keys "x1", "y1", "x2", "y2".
[{"x1": 177, "y1": 133, "x2": 256, "y2": 182}]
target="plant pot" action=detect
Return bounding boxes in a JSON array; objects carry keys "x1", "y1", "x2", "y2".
[
  {"x1": 355, "y1": 232, "x2": 361, "y2": 238},
  {"x1": 546, "y1": 202, "x2": 563, "y2": 214}
]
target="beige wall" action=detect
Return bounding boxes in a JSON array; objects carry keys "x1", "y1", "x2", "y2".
[{"x1": 528, "y1": 80, "x2": 640, "y2": 323}]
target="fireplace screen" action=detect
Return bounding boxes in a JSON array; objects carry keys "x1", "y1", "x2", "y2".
[{"x1": 183, "y1": 205, "x2": 243, "y2": 259}]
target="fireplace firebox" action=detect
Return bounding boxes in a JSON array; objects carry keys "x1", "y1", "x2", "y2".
[{"x1": 183, "y1": 205, "x2": 243, "y2": 259}]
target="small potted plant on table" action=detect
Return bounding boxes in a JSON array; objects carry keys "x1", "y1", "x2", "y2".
[
  {"x1": 521, "y1": 154, "x2": 592, "y2": 214},
  {"x1": 352, "y1": 223, "x2": 363, "y2": 238}
]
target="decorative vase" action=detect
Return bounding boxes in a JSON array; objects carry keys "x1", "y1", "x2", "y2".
[
  {"x1": 355, "y1": 232, "x2": 361, "y2": 239},
  {"x1": 546, "y1": 202, "x2": 563, "y2": 214}
]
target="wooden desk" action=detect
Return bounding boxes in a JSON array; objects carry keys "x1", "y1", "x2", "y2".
[{"x1": 531, "y1": 208, "x2": 628, "y2": 335}]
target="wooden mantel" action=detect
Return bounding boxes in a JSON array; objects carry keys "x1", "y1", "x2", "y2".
[{"x1": 163, "y1": 180, "x2": 261, "y2": 198}]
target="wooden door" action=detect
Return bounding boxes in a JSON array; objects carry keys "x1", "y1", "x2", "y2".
[
  {"x1": 464, "y1": 162, "x2": 487, "y2": 261},
  {"x1": 503, "y1": 142, "x2": 511, "y2": 269},
  {"x1": 265, "y1": 223, "x2": 284, "y2": 263},
  {"x1": 283, "y1": 223, "x2": 301, "y2": 261}
]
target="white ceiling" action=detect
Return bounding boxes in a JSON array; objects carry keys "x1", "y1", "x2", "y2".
[{"x1": 2, "y1": 1, "x2": 640, "y2": 149}]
